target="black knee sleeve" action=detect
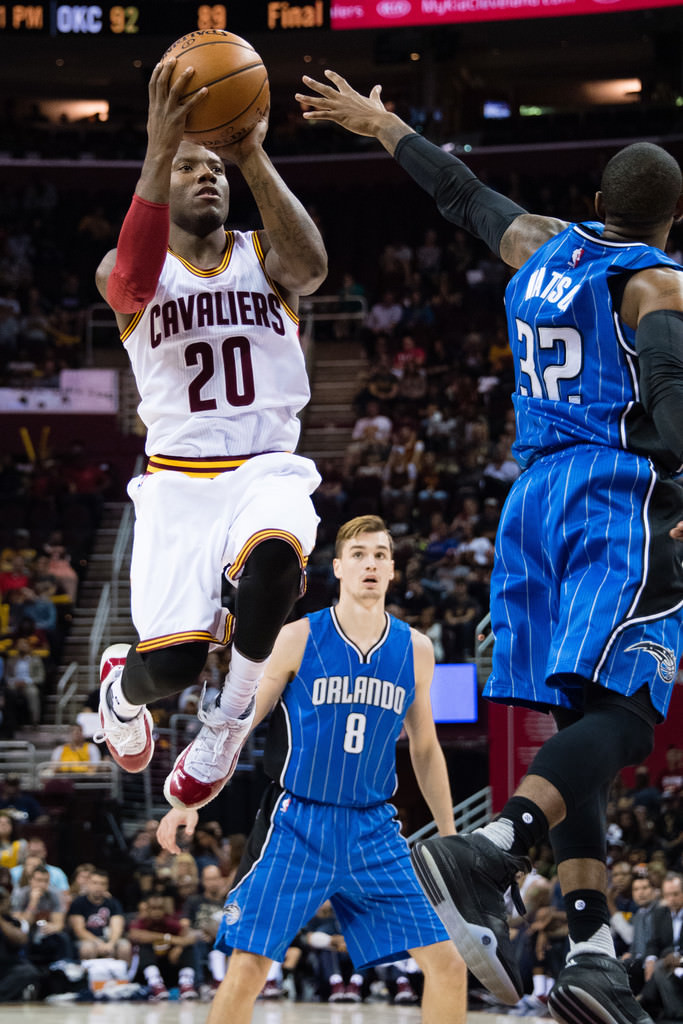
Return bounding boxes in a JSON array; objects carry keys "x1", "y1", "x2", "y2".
[
  {"x1": 234, "y1": 539, "x2": 302, "y2": 661},
  {"x1": 532, "y1": 685, "x2": 656, "y2": 865},
  {"x1": 122, "y1": 641, "x2": 209, "y2": 704}
]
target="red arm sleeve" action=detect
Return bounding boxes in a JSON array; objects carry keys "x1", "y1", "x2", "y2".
[{"x1": 106, "y1": 193, "x2": 170, "y2": 314}]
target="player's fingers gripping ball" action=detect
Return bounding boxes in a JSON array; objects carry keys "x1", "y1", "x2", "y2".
[{"x1": 163, "y1": 29, "x2": 270, "y2": 148}]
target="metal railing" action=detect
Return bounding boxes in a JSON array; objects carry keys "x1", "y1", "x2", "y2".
[
  {"x1": 0, "y1": 741, "x2": 38, "y2": 789},
  {"x1": 37, "y1": 759, "x2": 122, "y2": 800},
  {"x1": 89, "y1": 582, "x2": 111, "y2": 691},
  {"x1": 54, "y1": 661, "x2": 79, "y2": 726},
  {"x1": 407, "y1": 785, "x2": 493, "y2": 847}
]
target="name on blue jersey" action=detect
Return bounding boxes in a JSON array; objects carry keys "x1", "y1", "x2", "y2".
[
  {"x1": 312, "y1": 675, "x2": 406, "y2": 714},
  {"x1": 524, "y1": 268, "x2": 581, "y2": 312}
]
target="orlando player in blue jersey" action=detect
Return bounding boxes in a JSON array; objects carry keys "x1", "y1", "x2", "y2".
[
  {"x1": 298, "y1": 73, "x2": 683, "y2": 1024},
  {"x1": 157, "y1": 515, "x2": 466, "y2": 1024}
]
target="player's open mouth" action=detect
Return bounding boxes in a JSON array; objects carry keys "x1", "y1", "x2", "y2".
[{"x1": 197, "y1": 188, "x2": 219, "y2": 198}]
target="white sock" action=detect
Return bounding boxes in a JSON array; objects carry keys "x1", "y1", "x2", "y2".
[
  {"x1": 569, "y1": 923, "x2": 615, "y2": 960},
  {"x1": 109, "y1": 676, "x2": 142, "y2": 720},
  {"x1": 350, "y1": 974, "x2": 363, "y2": 986},
  {"x1": 208, "y1": 949, "x2": 227, "y2": 982},
  {"x1": 178, "y1": 967, "x2": 195, "y2": 987},
  {"x1": 143, "y1": 965, "x2": 163, "y2": 986},
  {"x1": 217, "y1": 648, "x2": 264, "y2": 720},
  {"x1": 532, "y1": 974, "x2": 549, "y2": 997},
  {"x1": 266, "y1": 962, "x2": 282, "y2": 982},
  {"x1": 475, "y1": 817, "x2": 515, "y2": 851},
  {"x1": 329, "y1": 974, "x2": 343, "y2": 985}
]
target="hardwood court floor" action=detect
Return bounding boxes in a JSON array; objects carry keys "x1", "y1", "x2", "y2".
[{"x1": 0, "y1": 1003, "x2": 540, "y2": 1024}]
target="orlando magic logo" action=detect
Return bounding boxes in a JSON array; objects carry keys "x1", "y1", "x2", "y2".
[{"x1": 625, "y1": 641, "x2": 677, "y2": 683}]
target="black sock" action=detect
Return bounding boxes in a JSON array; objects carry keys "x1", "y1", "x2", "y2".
[
  {"x1": 563, "y1": 889, "x2": 609, "y2": 943},
  {"x1": 498, "y1": 795, "x2": 549, "y2": 857}
]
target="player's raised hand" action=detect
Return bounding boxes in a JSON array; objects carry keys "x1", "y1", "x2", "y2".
[
  {"x1": 296, "y1": 70, "x2": 387, "y2": 137},
  {"x1": 156, "y1": 805, "x2": 199, "y2": 854},
  {"x1": 214, "y1": 105, "x2": 270, "y2": 167},
  {"x1": 671, "y1": 520, "x2": 683, "y2": 541},
  {"x1": 146, "y1": 59, "x2": 208, "y2": 158}
]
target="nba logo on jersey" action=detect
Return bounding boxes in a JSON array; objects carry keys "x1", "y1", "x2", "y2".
[
  {"x1": 280, "y1": 796, "x2": 292, "y2": 813},
  {"x1": 223, "y1": 902, "x2": 241, "y2": 924},
  {"x1": 569, "y1": 246, "x2": 584, "y2": 268}
]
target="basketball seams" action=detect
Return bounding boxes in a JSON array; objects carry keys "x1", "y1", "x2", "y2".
[
  {"x1": 183, "y1": 76, "x2": 269, "y2": 136},
  {"x1": 180, "y1": 64, "x2": 266, "y2": 100}
]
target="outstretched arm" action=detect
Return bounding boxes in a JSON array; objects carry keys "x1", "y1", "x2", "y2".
[{"x1": 296, "y1": 71, "x2": 567, "y2": 267}]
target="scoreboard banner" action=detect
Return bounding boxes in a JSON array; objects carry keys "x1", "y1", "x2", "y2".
[
  {"x1": 330, "y1": 0, "x2": 682, "y2": 29},
  {"x1": 0, "y1": 1, "x2": 328, "y2": 34}
]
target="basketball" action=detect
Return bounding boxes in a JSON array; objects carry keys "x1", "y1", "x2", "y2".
[{"x1": 162, "y1": 30, "x2": 270, "y2": 149}]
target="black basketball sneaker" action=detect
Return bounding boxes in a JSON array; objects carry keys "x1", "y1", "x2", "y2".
[
  {"x1": 411, "y1": 832, "x2": 530, "y2": 1005},
  {"x1": 548, "y1": 952, "x2": 654, "y2": 1024}
]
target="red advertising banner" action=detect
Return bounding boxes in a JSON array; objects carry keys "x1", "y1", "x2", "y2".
[{"x1": 331, "y1": 0, "x2": 682, "y2": 30}]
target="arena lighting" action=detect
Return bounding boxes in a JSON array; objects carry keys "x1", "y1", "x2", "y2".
[
  {"x1": 39, "y1": 100, "x2": 109, "y2": 123},
  {"x1": 578, "y1": 79, "x2": 642, "y2": 104}
]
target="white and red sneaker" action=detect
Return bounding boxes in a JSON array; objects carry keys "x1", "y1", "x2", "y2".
[
  {"x1": 148, "y1": 980, "x2": 169, "y2": 1002},
  {"x1": 259, "y1": 979, "x2": 283, "y2": 1000},
  {"x1": 179, "y1": 982, "x2": 199, "y2": 1001},
  {"x1": 328, "y1": 979, "x2": 347, "y2": 1003},
  {"x1": 95, "y1": 643, "x2": 154, "y2": 773},
  {"x1": 163, "y1": 693, "x2": 254, "y2": 810},
  {"x1": 394, "y1": 977, "x2": 418, "y2": 1004}
]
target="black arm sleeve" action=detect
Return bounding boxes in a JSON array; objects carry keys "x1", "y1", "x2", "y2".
[
  {"x1": 394, "y1": 133, "x2": 527, "y2": 256},
  {"x1": 635, "y1": 308, "x2": 683, "y2": 463}
]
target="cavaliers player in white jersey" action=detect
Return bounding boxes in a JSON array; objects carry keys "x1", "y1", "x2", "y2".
[{"x1": 93, "y1": 58, "x2": 326, "y2": 811}]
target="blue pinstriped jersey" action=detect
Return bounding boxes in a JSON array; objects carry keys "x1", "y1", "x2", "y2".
[
  {"x1": 506, "y1": 222, "x2": 683, "y2": 471},
  {"x1": 263, "y1": 608, "x2": 415, "y2": 807}
]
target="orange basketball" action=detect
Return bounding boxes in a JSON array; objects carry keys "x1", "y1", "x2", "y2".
[{"x1": 162, "y1": 30, "x2": 270, "y2": 149}]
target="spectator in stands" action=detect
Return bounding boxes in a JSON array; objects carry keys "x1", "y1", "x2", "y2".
[
  {"x1": 362, "y1": 290, "x2": 402, "y2": 357},
  {"x1": 10, "y1": 863, "x2": 72, "y2": 965},
  {"x1": 0, "y1": 883, "x2": 42, "y2": 1002},
  {"x1": 68, "y1": 867, "x2": 131, "y2": 964},
  {"x1": 0, "y1": 554, "x2": 30, "y2": 600},
  {"x1": 659, "y1": 746, "x2": 683, "y2": 798},
  {"x1": 442, "y1": 578, "x2": 481, "y2": 662},
  {"x1": 42, "y1": 534, "x2": 78, "y2": 603},
  {"x1": 640, "y1": 872, "x2": 683, "y2": 1021},
  {"x1": 0, "y1": 810, "x2": 27, "y2": 869},
  {"x1": 362, "y1": 351, "x2": 400, "y2": 408},
  {"x1": 351, "y1": 399, "x2": 393, "y2": 448},
  {"x1": 68, "y1": 863, "x2": 96, "y2": 905},
  {"x1": 392, "y1": 333, "x2": 426, "y2": 377},
  {"x1": 182, "y1": 863, "x2": 230, "y2": 992},
  {"x1": 50, "y1": 723, "x2": 101, "y2": 772},
  {"x1": 0, "y1": 774, "x2": 46, "y2": 823},
  {"x1": 12, "y1": 838, "x2": 69, "y2": 907},
  {"x1": 619, "y1": 870, "x2": 662, "y2": 996},
  {"x1": 5, "y1": 635, "x2": 45, "y2": 725},
  {"x1": 627, "y1": 766, "x2": 663, "y2": 818},
  {"x1": 128, "y1": 892, "x2": 199, "y2": 1001},
  {"x1": 298, "y1": 901, "x2": 366, "y2": 1003},
  {"x1": 188, "y1": 821, "x2": 231, "y2": 875}
]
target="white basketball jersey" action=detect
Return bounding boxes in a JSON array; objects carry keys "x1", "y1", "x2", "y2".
[{"x1": 121, "y1": 230, "x2": 310, "y2": 457}]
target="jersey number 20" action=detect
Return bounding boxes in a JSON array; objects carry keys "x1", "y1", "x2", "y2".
[{"x1": 186, "y1": 337, "x2": 255, "y2": 411}]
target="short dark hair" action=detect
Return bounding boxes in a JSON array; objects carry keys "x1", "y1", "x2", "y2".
[{"x1": 600, "y1": 143, "x2": 682, "y2": 229}]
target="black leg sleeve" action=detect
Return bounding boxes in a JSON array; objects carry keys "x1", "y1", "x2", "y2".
[
  {"x1": 122, "y1": 641, "x2": 209, "y2": 704},
  {"x1": 233, "y1": 538, "x2": 302, "y2": 661}
]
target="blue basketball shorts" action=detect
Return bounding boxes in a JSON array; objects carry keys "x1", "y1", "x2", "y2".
[
  {"x1": 485, "y1": 446, "x2": 683, "y2": 715},
  {"x1": 215, "y1": 785, "x2": 448, "y2": 967}
]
